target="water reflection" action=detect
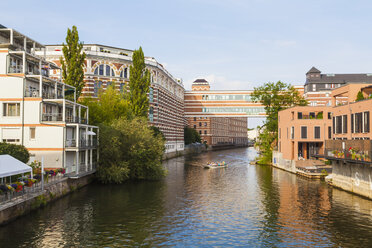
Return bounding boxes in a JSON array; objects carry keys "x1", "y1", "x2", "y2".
[{"x1": 0, "y1": 147, "x2": 371, "y2": 247}]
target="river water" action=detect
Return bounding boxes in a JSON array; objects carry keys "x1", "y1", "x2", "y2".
[{"x1": 1, "y1": 147, "x2": 372, "y2": 247}]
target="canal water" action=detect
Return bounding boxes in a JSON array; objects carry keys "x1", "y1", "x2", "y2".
[{"x1": 1, "y1": 147, "x2": 372, "y2": 247}]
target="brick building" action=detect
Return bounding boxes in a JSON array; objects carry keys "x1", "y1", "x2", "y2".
[
  {"x1": 37, "y1": 44, "x2": 185, "y2": 153},
  {"x1": 185, "y1": 79, "x2": 248, "y2": 148}
]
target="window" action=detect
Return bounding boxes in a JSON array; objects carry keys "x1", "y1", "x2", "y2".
[
  {"x1": 199, "y1": 122, "x2": 202, "y2": 127},
  {"x1": 120, "y1": 83, "x2": 125, "y2": 93},
  {"x1": 279, "y1": 128, "x2": 281, "y2": 139},
  {"x1": 106, "y1": 81, "x2": 113, "y2": 88},
  {"x1": 204, "y1": 122, "x2": 207, "y2": 126},
  {"x1": 325, "y1": 84, "x2": 329, "y2": 88},
  {"x1": 351, "y1": 114, "x2": 354, "y2": 133},
  {"x1": 199, "y1": 130, "x2": 201, "y2": 135},
  {"x1": 355, "y1": 112, "x2": 363, "y2": 133},
  {"x1": 94, "y1": 81, "x2": 102, "y2": 96},
  {"x1": 3, "y1": 103, "x2": 20, "y2": 116},
  {"x1": 342, "y1": 115, "x2": 347, "y2": 134},
  {"x1": 297, "y1": 112, "x2": 303, "y2": 119},
  {"x1": 2, "y1": 139, "x2": 20, "y2": 144},
  {"x1": 149, "y1": 107, "x2": 154, "y2": 122},
  {"x1": 94, "y1": 67, "x2": 98, "y2": 75},
  {"x1": 336, "y1": 116, "x2": 342, "y2": 134},
  {"x1": 309, "y1": 112, "x2": 315, "y2": 119},
  {"x1": 328, "y1": 112, "x2": 332, "y2": 119},
  {"x1": 364, "y1": 111, "x2": 370, "y2": 133},
  {"x1": 204, "y1": 130, "x2": 207, "y2": 135},
  {"x1": 314, "y1": 126, "x2": 320, "y2": 139},
  {"x1": 312, "y1": 84, "x2": 316, "y2": 91},
  {"x1": 193, "y1": 125, "x2": 196, "y2": 129},
  {"x1": 30, "y1": 127, "x2": 36, "y2": 140},
  {"x1": 328, "y1": 126, "x2": 332, "y2": 139},
  {"x1": 149, "y1": 88, "x2": 153, "y2": 103},
  {"x1": 301, "y1": 126, "x2": 307, "y2": 139},
  {"x1": 105, "y1": 65, "x2": 111, "y2": 76},
  {"x1": 193, "y1": 117, "x2": 196, "y2": 121},
  {"x1": 291, "y1": 126, "x2": 294, "y2": 139},
  {"x1": 99, "y1": 65, "x2": 104, "y2": 75},
  {"x1": 279, "y1": 142, "x2": 281, "y2": 152}
]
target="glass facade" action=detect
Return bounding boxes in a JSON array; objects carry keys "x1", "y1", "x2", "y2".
[
  {"x1": 201, "y1": 94, "x2": 252, "y2": 101},
  {"x1": 202, "y1": 107, "x2": 265, "y2": 115}
]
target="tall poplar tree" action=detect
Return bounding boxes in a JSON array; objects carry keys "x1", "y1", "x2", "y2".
[
  {"x1": 129, "y1": 47, "x2": 151, "y2": 117},
  {"x1": 60, "y1": 26, "x2": 86, "y2": 99}
]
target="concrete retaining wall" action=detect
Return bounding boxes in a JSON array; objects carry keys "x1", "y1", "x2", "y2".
[
  {"x1": 0, "y1": 174, "x2": 94, "y2": 225},
  {"x1": 331, "y1": 160, "x2": 372, "y2": 199},
  {"x1": 272, "y1": 151, "x2": 297, "y2": 174}
]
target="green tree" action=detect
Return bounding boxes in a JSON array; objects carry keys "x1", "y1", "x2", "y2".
[
  {"x1": 80, "y1": 84, "x2": 131, "y2": 126},
  {"x1": 96, "y1": 117, "x2": 166, "y2": 183},
  {"x1": 0, "y1": 142, "x2": 30, "y2": 163},
  {"x1": 356, "y1": 91, "x2": 365, "y2": 101},
  {"x1": 129, "y1": 47, "x2": 151, "y2": 117},
  {"x1": 251, "y1": 81, "x2": 307, "y2": 164},
  {"x1": 184, "y1": 127, "x2": 201, "y2": 145},
  {"x1": 60, "y1": 26, "x2": 86, "y2": 99}
]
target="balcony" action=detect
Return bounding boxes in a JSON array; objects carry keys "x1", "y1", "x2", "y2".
[
  {"x1": 79, "y1": 139, "x2": 98, "y2": 148},
  {"x1": 315, "y1": 140, "x2": 372, "y2": 164},
  {"x1": 65, "y1": 139, "x2": 76, "y2": 147},
  {"x1": 8, "y1": 65, "x2": 23, "y2": 74},
  {"x1": 42, "y1": 113, "x2": 63, "y2": 122}
]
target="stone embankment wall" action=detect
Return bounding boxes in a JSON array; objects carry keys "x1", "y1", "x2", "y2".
[
  {"x1": 0, "y1": 175, "x2": 94, "y2": 226},
  {"x1": 331, "y1": 161, "x2": 372, "y2": 199}
]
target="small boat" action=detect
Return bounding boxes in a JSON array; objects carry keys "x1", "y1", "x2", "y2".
[{"x1": 204, "y1": 161, "x2": 228, "y2": 169}]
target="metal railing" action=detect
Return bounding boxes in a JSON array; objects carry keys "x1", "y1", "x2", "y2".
[
  {"x1": 25, "y1": 89, "x2": 40, "y2": 97},
  {"x1": 323, "y1": 148, "x2": 372, "y2": 163},
  {"x1": 42, "y1": 91, "x2": 56, "y2": 99},
  {"x1": 42, "y1": 113, "x2": 63, "y2": 122},
  {"x1": 8, "y1": 65, "x2": 23, "y2": 73},
  {"x1": 65, "y1": 139, "x2": 77, "y2": 147}
]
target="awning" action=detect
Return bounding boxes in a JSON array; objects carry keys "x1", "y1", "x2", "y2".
[
  {"x1": 0, "y1": 155, "x2": 32, "y2": 178},
  {"x1": 87, "y1": 131, "x2": 96, "y2": 136}
]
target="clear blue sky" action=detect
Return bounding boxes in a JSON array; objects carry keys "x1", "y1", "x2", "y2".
[
  {"x1": 3, "y1": 0, "x2": 372, "y2": 91},
  {"x1": 2, "y1": 0, "x2": 372, "y2": 127}
]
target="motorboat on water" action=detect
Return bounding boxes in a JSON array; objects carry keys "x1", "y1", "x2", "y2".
[{"x1": 204, "y1": 161, "x2": 228, "y2": 169}]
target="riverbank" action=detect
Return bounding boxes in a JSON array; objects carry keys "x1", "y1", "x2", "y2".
[{"x1": 0, "y1": 174, "x2": 94, "y2": 226}]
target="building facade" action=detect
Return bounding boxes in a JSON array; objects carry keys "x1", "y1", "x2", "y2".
[
  {"x1": 0, "y1": 27, "x2": 98, "y2": 175},
  {"x1": 304, "y1": 66, "x2": 372, "y2": 106},
  {"x1": 38, "y1": 44, "x2": 185, "y2": 153},
  {"x1": 185, "y1": 79, "x2": 248, "y2": 148}
]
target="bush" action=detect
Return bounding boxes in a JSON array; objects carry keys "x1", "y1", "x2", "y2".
[
  {"x1": 96, "y1": 117, "x2": 166, "y2": 183},
  {"x1": 356, "y1": 91, "x2": 365, "y2": 101},
  {"x1": 184, "y1": 127, "x2": 201, "y2": 145},
  {"x1": 0, "y1": 142, "x2": 30, "y2": 163}
]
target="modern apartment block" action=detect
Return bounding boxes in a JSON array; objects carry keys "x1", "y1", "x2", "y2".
[
  {"x1": 37, "y1": 44, "x2": 185, "y2": 153},
  {"x1": 185, "y1": 79, "x2": 248, "y2": 148},
  {"x1": 304, "y1": 67, "x2": 372, "y2": 106},
  {"x1": 277, "y1": 106, "x2": 333, "y2": 161},
  {"x1": 0, "y1": 26, "x2": 98, "y2": 175}
]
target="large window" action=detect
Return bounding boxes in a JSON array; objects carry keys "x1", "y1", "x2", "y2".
[
  {"x1": 297, "y1": 112, "x2": 303, "y2": 119},
  {"x1": 94, "y1": 81, "x2": 103, "y2": 97},
  {"x1": 314, "y1": 126, "x2": 320, "y2": 139},
  {"x1": 328, "y1": 126, "x2": 332, "y2": 139},
  {"x1": 355, "y1": 112, "x2": 363, "y2": 133},
  {"x1": 364, "y1": 111, "x2": 370, "y2": 133},
  {"x1": 342, "y1": 115, "x2": 348, "y2": 134},
  {"x1": 351, "y1": 114, "x2": 354, "y2": 133},
  {"x1": 301, "y1": 126, "x2": 307, "y2": 139},
  {"x1": 3, "y1": 103, "x2": 20, "y2": 116},
  {"x1": 30, "y1": 127, "x2": 36, "y2": 140},
  {"x1": 99, "y1": 65, "x2": 104, "y2": 75},
  {"x1": 336, "y1": 116, "x2": 342, "y2": 134},
  {"x1": 291, "y1": 126, "x2": 294, "y2": 139}
]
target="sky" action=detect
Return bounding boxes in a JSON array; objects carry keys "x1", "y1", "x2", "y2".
[{"x1": 2, "y1": 0, "x2": 372, "y2": 127}]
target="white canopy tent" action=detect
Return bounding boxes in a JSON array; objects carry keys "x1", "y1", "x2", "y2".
[{"x1": 0, "y1": 155, "x2": 32, "y2": 178}]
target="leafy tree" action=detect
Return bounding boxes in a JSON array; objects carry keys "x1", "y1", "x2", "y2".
[
  {"x1": 96, "y1": 117, "x2": 166, "y2": 183},
  {"x1": 149, "y1": 126, "x2": 165, "y2": 141},
  {"x1": 60, "y1": 26, "x2": 86, "y2": 99},
  {"x1": 129, "y1": 47, "x2": 151, "y2": 117},
  {"x1": 0, "y1": 142, "x2": 30, "y2": 163},
  {"x1": 356, "y1": 91, "x2": 365, "y2": 101},
  {"x1": 80, "y1": 84, "x2": 131, "y2": 126},
  {"x1": 184, "y1": 127, "x2": 201, "y2": 145},
  {"x1": 251, "y1": 81, "x2": 307, "y2": 164}
]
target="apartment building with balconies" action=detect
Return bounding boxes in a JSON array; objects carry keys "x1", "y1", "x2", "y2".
[
  {"x1": 0, "y1": 26, "x2": 98, "y2": 176},
  {"x1": 36, "y1": 44, "x2": 184, "y2": 154}
]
